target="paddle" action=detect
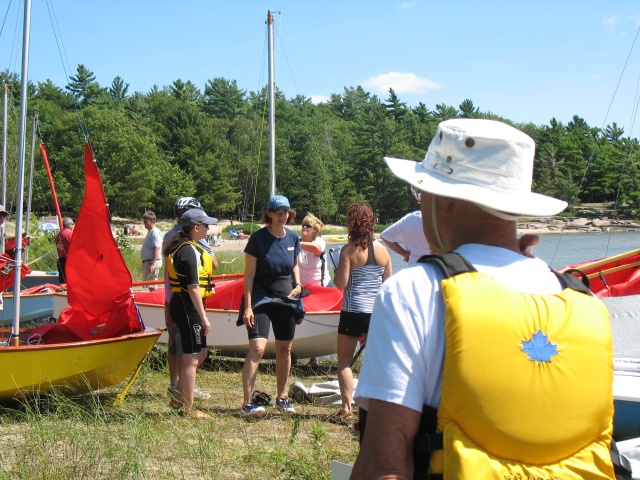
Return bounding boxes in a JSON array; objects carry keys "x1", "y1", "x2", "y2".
[
  {"x1": 564, "y1": 248, "x2": 640, "y2": 274},
  {"x1": 585, "y1": 260, "x2": 640, "y2": 280}
]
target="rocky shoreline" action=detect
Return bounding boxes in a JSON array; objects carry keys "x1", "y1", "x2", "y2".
[{"x1": 518, "y1": 216, "x2": 640, "y2": 234}]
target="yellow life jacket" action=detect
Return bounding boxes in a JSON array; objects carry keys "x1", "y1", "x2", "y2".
[
  {"x1": 167, "y1": 241, "x2": 214, "y2": 298},
  {"x1": 420, "y1": 253, "x2": 616, "y2": 480}
]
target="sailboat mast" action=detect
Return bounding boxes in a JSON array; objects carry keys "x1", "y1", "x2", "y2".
[
  {"x1": 11, "y1": 0, "x2": 32, "y2": 345},
  {"x1": 1, "y1": 86, "x2": 7, "y2": 253},
  {"x1": 267, "y1": 10, "x2": 276, "y2": 197}
]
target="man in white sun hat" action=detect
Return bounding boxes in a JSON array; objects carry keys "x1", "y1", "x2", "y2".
[{"x1": 351, "y1": 119, "x2": 626, "y2": 479}]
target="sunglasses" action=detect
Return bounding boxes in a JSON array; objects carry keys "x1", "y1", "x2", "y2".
[{"x1": 302, "y1": 223, "x2": 313, "y2": 229}]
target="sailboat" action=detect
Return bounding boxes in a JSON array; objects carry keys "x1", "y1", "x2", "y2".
[{"x1": 0, "y1": 0, "x2": 160, "y2": 401}]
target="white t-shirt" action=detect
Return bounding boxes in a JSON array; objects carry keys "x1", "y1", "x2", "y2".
[
  {"x1": 354, "y1": 243, "x2": 563, "y2": 413},
  {"x1": 299, "y1": 236, "x2": 332, "y2": 287},
  {"x1": 380, "y1": 211, "x2": 431, "y2": 265}
]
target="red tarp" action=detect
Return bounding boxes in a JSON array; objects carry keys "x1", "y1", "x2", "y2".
[
  {"x1": 134, "y1": 278, "x2": 344, "y2": 313},
  {"x1": 32, "y1": 143, "x2": 142, "y2": 343}
]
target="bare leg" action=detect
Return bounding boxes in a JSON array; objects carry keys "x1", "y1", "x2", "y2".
[
  {"x1": 274, "y1": 339, "x2": 293, "y2": 399},
  {"x1": 176, "y1": 353, "x2": 199, "y2": 410},
  {"x1": 242, "y1": 338, "x2": 267, "y2": 405},
  {"x1": 165, "y1": 305, "x2": 181, "y2": 387},
  {"x1": 337, "y1": 333, "x2": 359, "y2": 416}
]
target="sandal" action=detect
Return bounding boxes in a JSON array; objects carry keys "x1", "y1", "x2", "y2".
[
  {"x1": 179, "y1": 408, "x2": 212, "y2": 420},
  {"x1": 328, "y1": 410, "x2": 353, "y2": 425}
]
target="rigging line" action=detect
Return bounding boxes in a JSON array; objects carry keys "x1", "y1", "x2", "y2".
[
  {"x1": 600, "y1": 26, "x2": 640, "y2": 131},
  {"x1": 0, "y1": 0, "x2": 13, "y2": 40},
  {"x1": 44, "y1": 0, "x2": 88, "y2": 142},
  {"x1": 273, "y1": 20, "x2": 301, "y2": 98},
  {"x1": 569, "y1": 25, "x2": 640, "y2": 214},
  {"x1": 8, "y1": 2, "x2": 21, "y2": 76}
]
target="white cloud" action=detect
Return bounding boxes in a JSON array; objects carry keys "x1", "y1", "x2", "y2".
[
  {"x1": 361, "y1": 72, "x2": 442, "y2": 95},
  {"x1": 633, "y1": 14, "x2": 640, "y2": 28},
  {"x1": 602, "y1": 15, "x2": 617, "y2": 27},
  {"x1": 310, "y1": 94, "x2": 329, "y2": 104},
  {"x1": 398, "y1": 2, "x2": 417, "y2": 10}
]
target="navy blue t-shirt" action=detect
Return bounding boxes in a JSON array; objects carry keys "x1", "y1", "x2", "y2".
[{"x1": 244, "y1": 226, "x2": 300, "y2": 277}]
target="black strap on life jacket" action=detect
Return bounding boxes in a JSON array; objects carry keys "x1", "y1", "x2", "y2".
[{"x1": 412, "y1": 252, "x2": 632, "y2": 480}]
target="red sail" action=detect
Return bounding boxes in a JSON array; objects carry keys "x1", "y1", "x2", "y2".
[{"x1": 35, "y1": 143, "x2": 143, "y2": 342}]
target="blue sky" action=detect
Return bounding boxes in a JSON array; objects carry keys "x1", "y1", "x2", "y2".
[{"x1": 2, "y1": 1, "x2": 640, "y2": 134}]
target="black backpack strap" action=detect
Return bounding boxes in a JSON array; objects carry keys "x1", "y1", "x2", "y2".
[
  {"x1": 417, "y1": 253, "x2": 478, "y2": 278},
  {"x1": 413, "y1": 405, "x2": 441, "y2": 480},
  {"x1": 556, "y1": 268, "x2": 591, "y2": 293},
  {"x1": 610, "y1": 440, "x2": 633, "y2": 480}
]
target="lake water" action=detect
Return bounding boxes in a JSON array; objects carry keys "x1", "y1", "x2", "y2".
[{"x1": 330, "y1": 231, "x2": 639, "y2": 273}]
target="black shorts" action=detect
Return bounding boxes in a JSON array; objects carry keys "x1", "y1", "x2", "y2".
[
  {"x1": 169, "y1": 294, "x2": 207, "y2": 355},
  {"x1": 338, "y1": 310, "x2": 371, "y2": 337},
  {"x1": 247, "y1": 303, "x2": 297, "y2": 341}
]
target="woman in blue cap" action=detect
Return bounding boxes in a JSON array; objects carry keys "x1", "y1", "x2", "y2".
[{"x1": 239, "y1": 195, "x2": 302, "y2": 417}]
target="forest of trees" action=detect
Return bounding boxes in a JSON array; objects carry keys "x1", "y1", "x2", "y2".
[{"x1": 1, "y1": 64, "x2": 639, "y2": 225}]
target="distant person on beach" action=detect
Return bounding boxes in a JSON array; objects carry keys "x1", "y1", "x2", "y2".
[
  {"x1": 164, "y1": 208, "x2": 218, "y2": 419},
  {"x1": 333, "y1": 202, "x2": 391, "y2": 422},
  {"x1": 141, "y1": 211, "x2": 162, "y2": 291},
  {"x1": 239, "y1": 194, "x2": 302, "y2": 417},
  {"x1": 163, "y1": 197, "x2": 218, "y2": 403},
  {"x1": 380, "y1": 187, "x2": 431, "y2": 265},
  {"x1": 299, "y1": 212, "x2": 332, "y2": 367},
  {"x1": 55, "y1": 217, "x2": 74, "y2": 283},
  {"x1": 351, "y1": 119, "x2": 622, "y2": 479}
]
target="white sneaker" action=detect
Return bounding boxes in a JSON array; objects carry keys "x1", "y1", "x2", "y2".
[
  {"x1": 193, "y1": 386, "x2": 211, "y2": 400},
  {"x1": 240, "y1": 403, "x2": 266, "y2": 417},
  {"x1": 275, "y1": 397, "x2": 295, "y2": 414}
]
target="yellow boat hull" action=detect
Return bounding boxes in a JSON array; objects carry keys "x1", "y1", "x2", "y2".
[{"x1": 0, "y1": 328, "x2": 161, "y2": 400}]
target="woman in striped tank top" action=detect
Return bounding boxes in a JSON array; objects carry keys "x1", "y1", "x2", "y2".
[{"x1": 333, "y1": 202, "x2": 392, "y2": 420}]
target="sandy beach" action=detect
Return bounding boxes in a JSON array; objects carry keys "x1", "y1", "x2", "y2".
[{"x1": 113, "y1": 206, "x2": 640, "y2": 254}]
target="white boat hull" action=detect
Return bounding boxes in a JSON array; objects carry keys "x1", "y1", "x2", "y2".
[{"x1": 54, "y1": 292, "x2": 339, "y2": 360}]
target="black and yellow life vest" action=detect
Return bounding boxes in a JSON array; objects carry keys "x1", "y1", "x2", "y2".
[
  {"x1": 411, "y1": 253, "x2": 627, "y2": 480},
  {"x1": 167, "y1": 240, "x2": 214, "y2": 298}
]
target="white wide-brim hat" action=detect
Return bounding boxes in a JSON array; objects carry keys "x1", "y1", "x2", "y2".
[{"x1": 385, "y1": 119, "x2": 567, "y2": 217}]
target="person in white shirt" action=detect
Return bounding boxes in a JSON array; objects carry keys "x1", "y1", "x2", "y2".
[
  {"x1": 380, "y1": 206, "x2": 431, "y2": 265},
  {"x1": 299, "y1": 213, "x2": 332, "y2": 288},
  {"x1": 141, "y1": 211, "x2": 162, "y2": 291},
  {"x1": 351, "y1": 119, "x2": 572, "y2": 479}
]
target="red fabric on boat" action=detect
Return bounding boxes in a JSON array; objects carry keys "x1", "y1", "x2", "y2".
[
  {"x1": 32, "y1": 143, "x2": 142, "y2": 343},
  {"x1": 303, "y1": 285, "x2": 343, "y2": 311},
  {"x1": 205, "y1": 278, "x2": 245, "y2": 310},
  {"x1": 133, "y1": 289, "x2": 167, "y2": 304},
  {"x1": 0, "y1": 253, "x2": 30, "y2": 292},
  {"x1": 21, "y1": 283, "x2": 59, "y2": 295},
  {"x1": 132, "y1": 277, "x2": 343, "y2": 313}
]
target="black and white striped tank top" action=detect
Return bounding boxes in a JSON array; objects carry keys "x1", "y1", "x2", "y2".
[{"x1": 341, "y1": 241, "x2": 384, "y2": 313}]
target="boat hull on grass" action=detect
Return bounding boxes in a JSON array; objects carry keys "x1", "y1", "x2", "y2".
[
  {"x1": 0, "y1": 328, "x2": 161, "y2": 401},
  {"x1": 54, "y1": 278, "x2": 342, "y2": 360},
  {"x1": 0, "y1": 291, "x2": 54, "y2": 325}
]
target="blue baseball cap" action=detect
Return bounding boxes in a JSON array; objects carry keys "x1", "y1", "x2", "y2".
[{"x1": 267, "y1": 195, "x2": 290, "y2": 211}]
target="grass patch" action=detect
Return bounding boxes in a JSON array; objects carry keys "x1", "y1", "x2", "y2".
[{"x1": 0, "y1": 353, "x2": 360, "y2": 479}]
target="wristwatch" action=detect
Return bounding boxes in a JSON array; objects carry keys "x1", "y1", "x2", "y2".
[{"x1": 295, "y1": 283, "x2": 302, "y2": 288}]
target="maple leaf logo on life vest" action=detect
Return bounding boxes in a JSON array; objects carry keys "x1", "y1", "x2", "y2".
[{"x1": 521, "y1": 329, "x2": 558, "y2": 364}]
